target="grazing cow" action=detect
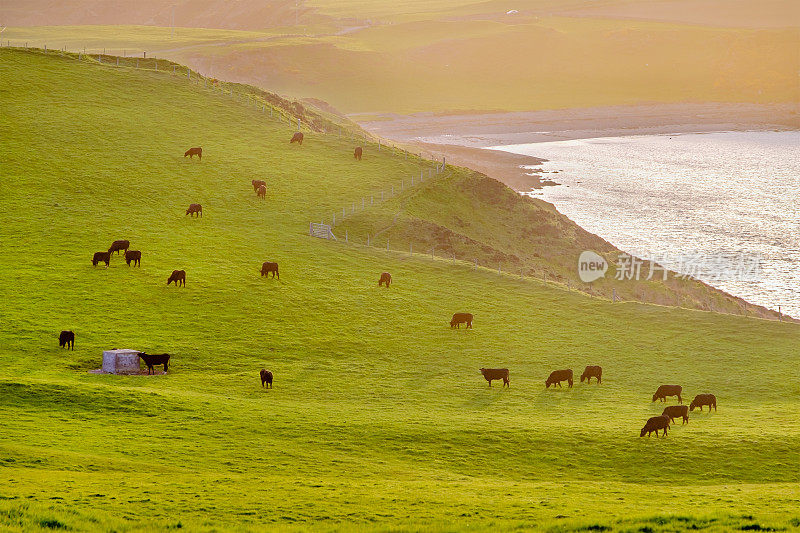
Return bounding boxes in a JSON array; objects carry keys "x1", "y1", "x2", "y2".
[
  {"x1": 167, "y1": 270, "x2": 186, "y2": 287},
  {"x1": 252, "y1": 179, "x2": 266, "y2": 192},
  {"x1": 125, "y1": 250, "x2": 141, "y2": 267},
  {"x1": 186, "y1": 204, "x2": 202, "y2": 217},
  {"x1": 290, "y1": 132, "x2": 304, "y2": 145},
  {"x1": 580, "y1": 365, "x2": 602, "y2": 384},
  {"x1": 92, "y1": 251, "x2": 111, "y2": 267},
  {"x1": 260, "y1": 369, "x2": 273, "y2": 388},
  {"x1": 256, "y1": 184, "x2": 266, "y2": 199},
  {"x1": 108, "y1": 240, "x2": 130, "y2": 255},
  {"x1": 640, "y1": 415, "x2": 671, "y2": 437},
  {"x1": 652, "y1": 385, "x2": 683, "y2": 404},
  {"x1": 480, "y1": 368, "x2": 509, "y2": 388},
  {"x1": 690, "y1": 394, "x2": 717, "y2": 412},
  {"x1": 378, "y1": 272, "x2": 391, "y2": 287},
  {"x1": 138, "y1": 352, "x2": 170, "y2": 374},
  {"x1": 59, "y1": 330, "x2": 74, "y2": 350},
  {"x1": 545, "y1": 369, "x2": 574, "y2": 388},
  {"x1": 662, "y1": 404, "x2": 689, "y2": 425},
  {"x1": 184, "y1": 147, "x2": 202, "y2": 159},
  {"x1": 260, "y1": 262, "x2": 279, "y2": 279},
  {"x1": 354, "y1": 146, "x2": 363, "y2": 160},
  {"x1": 450, "y1": 312, "x2": 473, "y2": 329}
]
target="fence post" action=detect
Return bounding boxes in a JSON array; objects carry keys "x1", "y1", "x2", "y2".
[
  {"x1": 420, "y1": 170, "x2": 423, "y2": 182},
  {"x1": 98, "y1": 55, "x2": 101, "y2": 62},
  {"x1": 612, "y1": 288, "x2": 617, "y2": 302},
  {"x1": 498, "y1": 264, "x2": 501, "y2": 274},
  {"x1": 187, "y1": 68, "x2": 191, "y2": 79},
  {"x1": 136, "y1": 58, "x2": 139, "y2": 68},
  {"x1": 380, "y1": 191, "x2": 384, "y2": 201},
  {"x1": 309, "y1": 222, "x2": 313, "y2": 235},
  {"x1": 378, "y1": 140, "x2": 381, "y2": 151},
  {"x1": 778, "y1": 306, "x2": 782, "y2": 322},
  {"x1": 431, "y1": 247, "x2": 435, "y2": 259},
  {"x1": 333, "y1": 213, "x2": 336, "y2": 225},
  {"x1": 44, "y1": 45, "x2": 47, "y2": 52},
  {"x1": 143, "y1": 51, "x2": 146, "y2": 58},
  {"x1": 367, "y1": 235, "x2": 370, "y2": 246},
  {"x1": 520, "y1": 269, "x2": 524, "y2": 280},
  {"x1": 474, "y1": 259, "x2": 478, "y2": 271},
  {"x1": 410, "y1": 243, "x2": 413, "y2": 256},
  {"x1": 345, "y1": 230, "x2": 348, "y2": 243},
  {"x1": 116, "y1": 57, "x2": 119, "y2": 66},
  {"x1": 155, "y1": 61, "x2": 157, "y2": 71},
  {"x1": 411, "y1": 176, "x2": 414, "y2": 186}
]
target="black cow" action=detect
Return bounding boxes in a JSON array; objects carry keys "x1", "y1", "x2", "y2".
[
  {"x1": 125, "y1": 250, "x2": 141, "y2": 267},
  {"x1": 59, "y1": 330, "x2": 74, "y2": 350},
  {"x1": 167, "y1": 270, "x2": 186, "y2": 286},
  {"x1": 138, "y1": 352, "x2": 170, "y2": 374},
  {"x1": 92, "y1": 251, "x2": 111, "y2": 267},
  {"x1": 260, "y1": 369, "x2": 273, "y2": 388},
  {"x1": 108, "y1": 240, "x2": 130, "y2": 255}
]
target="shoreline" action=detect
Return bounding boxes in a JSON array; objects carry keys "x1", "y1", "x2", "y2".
[{"x1": 357, "y1": 102, "x2": 799, "y2": 191}]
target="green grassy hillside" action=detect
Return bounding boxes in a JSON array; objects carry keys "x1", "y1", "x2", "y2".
[{"x1": 1, "y1": 49, "x2": 799, "y2": 532}]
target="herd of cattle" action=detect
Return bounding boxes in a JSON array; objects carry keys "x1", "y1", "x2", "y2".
[{"x1": 72, "y1": 141, "x2": 718, "y2": 438}]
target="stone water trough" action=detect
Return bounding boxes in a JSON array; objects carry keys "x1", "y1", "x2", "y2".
[{"x1": 100, "y1": 349, "x2": 142, "y2": 374}]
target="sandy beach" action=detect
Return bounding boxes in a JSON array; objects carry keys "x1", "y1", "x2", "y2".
[{"x1": 357, "y1": 102, "x2": 799, "y2": 191}]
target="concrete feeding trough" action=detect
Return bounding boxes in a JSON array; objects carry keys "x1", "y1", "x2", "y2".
[{"x1": 101, "y1": 349, "x2": 141, "y2": 374}]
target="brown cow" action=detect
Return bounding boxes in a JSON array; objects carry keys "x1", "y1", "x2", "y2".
[
  {"x1": 690, "y1": 394, "x2": 717, "y2": 412},
  {"x1": 260, "y1": 369, "x2": 273, "y2": 388},
  {"x1": 378, "y1": 272, "x2": 391, "y2": 287},
  {"x1": 59, "y1": 330, "x2": 75, "y2": 350},
  {"x1": 640, "y1": 415, "x2": 670, "y2": 437},
  {"x1": 652, "y1": 385, "x2": 683, "y2": 404},
  {"x1": 167, "y1": 270, "x2": 186, "y2": 287},
  {"x1": 252, "y1": 179, "x2": 266, "y2": 192},
  {"x1": 580, "y1": 365, "x2": 602, "y2": 384},
  {"x1": 108, "y1": 240, "x2": 130, "y2": 255},
  {"x1": 546, "y1": 369, "x2": 573, "y2": 388},
  {"x1": 662, "y1": 405, "x2": 689, "y2": 424},
  {"x1": 92, "y1": 251, "x2": 111, "y2": 267},
  {"x1": 260, "y1": 262, "x2": 279, "y2": 279},
  {"x1": 450, "y1": 313, "x2": 473, "y2": 329},
  {"x1": 290, "y1": 132, "x2": 304, "y2": 145},
  {"x1": 125, "y1": 250, "x2": 141, "y2": 267},
  {"x1": 480, "y1": 368, "x2": 509, "y2": 388},
  {"x1": 184, "y1": 147, "x2": 202, "y2": 159},
  {"x1": 256, "y1": 184, "x2": 266, "y2": 199},
  {"x1": 186, "y1": 204, "x2": 202, "y2": 217},
  {"x1": 354, "y1": 146, "x2": 363, "y2": 160}
]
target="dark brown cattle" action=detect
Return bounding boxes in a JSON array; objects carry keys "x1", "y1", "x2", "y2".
[
  {"x1": 59, "y1": 330, "x2": 74, "y2": 350},
  {"x1": 640, "y1": 415, "x2": 670, "y2": 437},
  {"x1": 690, "y1": 394, "x2": 717, "y2": 412},
  {"x1": 138, "y1": 352, "x2": 170, "y2": 374},
  {"x1": 92, "y1": 251, "x2": 111, "y2": 267},
  {"x1": 662, "y1": 404, "x2": 689, "y2": 424},
  {"x1": 378, "y1": 272, "x2": 391, "y2": 287},
  {"x1": 252, "y1": 179, "x2": 266, "y2": 192},
  {"x1": 652, "y1": 384, "x2": 683, "y2": 403},
  {"x1": 260, "y1": 369, "x2": 273, "y2": 388},
  {"x1": 480, "y1": 368, "x2": 509, "y2": 387},
  {"x1": 290, "y1": 132, "x2": 304, "y2": 145},
  {"x1": 184, "y1": 147, "x2": 202, "y2": 159},
  {"x1": 186, "y1": 204, "x2": 202, "y2": 217},
  {"x1": 108, "y1": 240, "x2": 130, "y2": 255},
  {"x1": 167, "y1": 270, "x2": 186, "y2": 287},
  {"x1": 354, "y1": 146, "x2": 363, "y2": 160},
  {"x1": 125, "y1": 250, "x2": 141, "y2": 267},
  {"x1": 260, "y1": 262, "x2": 279, "y2": 279},
  {"x1": 450, "y1": 312, "x2": 473, "y2": 329},
  {"x1": 546, "y1": 369, "x2": 573, "y2": 388},
  {"x1": 580, "y1": 365, "x2": 602, "y2": 384},
  {"x1": 256, "y1": 184, "x2": 266, "y2": 199}
]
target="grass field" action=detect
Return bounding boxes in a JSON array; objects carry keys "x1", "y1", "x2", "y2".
[{"x1": 1, "y1": 49, "x2": 800, "y2": 532}]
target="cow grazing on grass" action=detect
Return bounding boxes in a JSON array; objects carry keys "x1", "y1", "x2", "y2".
[
  {"x1": 260, "y1": 262, "x2": 279, "y2": 279},
  {"x1": 640, "y1": 415, "x2": 671, "y2": 437},
  {"x1": 290, "y1": 132, "x2": 304, "y2": 145},
  {"x1": 184, "y1": 147, "x2": 202, "y2": 159},
  {"x1": 252, "y1": 179, "x2": 266, "y2": 192},
  {"x1": 260, "y1": 369, "x2": 273, "y2": 388},
  {"x1": 450, "y1": 313, "x2": 473, "y2": 329},
  {"x1": 59, "y1": 330, "x2": 74, "y2": 350},
  {"x1": 138, "y1": 352, "x2": 170, "y2": 374},
  {"x1": 652, "y1": 385, "x2": 683, "y2": 404},
  {"x1": 125, "y1": 250, "x2": 141, "y2": 267},
  {"x1": 354, "y1": 146, "x2": 363, "y2": 160},
  {"x1": 256, "y1": 184, "x2": 266, "y2": 199},
  {"x1": 186, "y1": 204, "x2": 202, "y2": 217},
  {"x1": 580, "y1": 365, "x2": 602, "y2": 384},
  {"x1": 480, "y1": 368, "x2": 509, "y2": 388},
  {"x1": 167, "y1": 270, "x2": 186, "y2": 287},
  {"x1": 662, "y1": 405, "x2": 689, "y2": 425},
  {"x1": 690, "y1": 394, "x2": 717, "y2": 412},
  {"x1": 378, "y1": 272, "x2": 391, "y2": 287},
  {"x1": 546, "y1": 369, "x2": 573, "y2": 388},
  {"x1": 108, "y1": 240, "x2": 130, "y2": 255},
  {"x1": 92, "y1": 251, "x2": 111, "y2": 267}
]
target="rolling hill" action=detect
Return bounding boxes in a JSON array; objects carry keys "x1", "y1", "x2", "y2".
[{"x1": 1, "y1": 48, "x2": 799, "y2": 532}]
